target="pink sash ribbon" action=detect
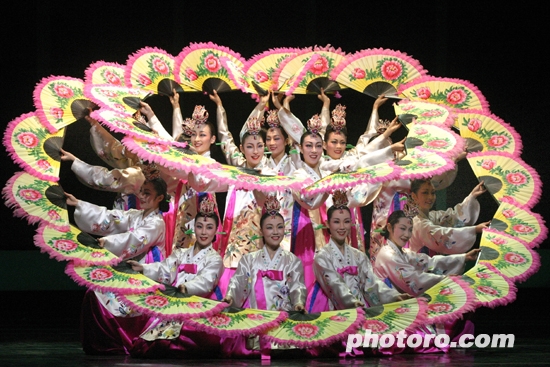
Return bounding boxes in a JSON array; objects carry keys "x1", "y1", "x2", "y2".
[
  {"x1": 172, "y1": 263, "x2": 198, "y2": 286},
  {"x1": 337, "y1": 265, "x2": 358, "y2": 276},
  {"x1": 254, "y1": 270, "x2": 284, "y2": 310}
]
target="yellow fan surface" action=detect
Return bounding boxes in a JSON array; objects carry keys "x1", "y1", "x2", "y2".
[
  {"x1": 85, "y1": 61, "x2": 126, "y2": 86},
  {"x1": 358, "y1": 298, "x2": 425, "y2": 335},
  {"x1": 463, "y1": 264, "x2": 517, "y2": 308},
  {"x1": 393, "y1": 100, "x2": 454, "y2": 128},
  {"x1": 245, "y1": 48, "x2": 299, "y2": 92},
  {"x1": 490, "y1": 200, "x2": 547, "y2": 247}
]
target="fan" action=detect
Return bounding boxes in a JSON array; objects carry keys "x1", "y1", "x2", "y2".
[
  {"x1": 174, "y1": 42, "x2": 245, "y2": 93},
  {"x1": 33, "y1": 75, "x2": 97, "y2": 133},
  {"x1": 398, "y1": 76, "x2": 490, "y2": 112},
  {"x1": 263, "y1": 308, "x2": 365, "y2": 348},
  {"x1": 84, "y1": 60, "x2": 126, "y2": 86},
  {"x1": 124, "y1": 46, "x2": 187, "y2": 95},
  {"x1": 244, "y1": 47, "x2": 300, "y2": 93},
  {"x1": 65, "y1": 261, "x2": 165, "y2": 295},
  {"x1": 3, "y1": 112, "x2": 64, "y2": 182},
  {"x1": 301, "y1": 161, "x2": 402, "y2": 196},
  {"x1": 219, "y1": 56, "x2": 257, "y2": 95},
  {"x1": 185, "y1": 306, "x2": 287, "y2": 338},
  {"x1": 406, "y1": 121, "x2": 466, "y2": 159},
  {"x1": 83, "y1": 84, "x2": 152, "y2": 117},
  {"x1": 357, "y1": 297, "x2": 428, "y2": 336},
  {"x1": 200, "y1": 164, "x2": 314, "y2": 193},
  {"x1": 393, "y1": 100, "x2": 455, "y2": 128},
  {"x1": 394, "y1": 147, "x2": 456, "y2": 181},
  {"x1": 330, "y1": 48, "x2": 427, "y2": 96},
  {"x1": 456, "y1": 111, "x2": 523, "y2": 156},
  {"x1": 121, "y1": 136, "x2": 219, "y2": 177},
  {"x1": 91, "y1": 108, "x2": 187, "y2": 148},
  {"x1": 420, "y1": 276, "x2": 477, "y2": 325},
  {"x1": 34, "y1": 223, "x2": 121, "y2": 266},
  {"x1": 2, "y1": 171, "x2": 70, "y2": 232},
  {"x1": 466, "y1": 151, "x2": 542, "y2": 208},
  {"x1": 120, "y1": 284, "x2": 228, "y2": 321},
  {"x1": 490, "y1": 199, "x2": 548, "y2": 248},
  {"x1": 477, "y1": 228, "x2": 541, "y2": 283},
  {"x1": 462, "y1": 264, "x2": 517, "y2": 308}
]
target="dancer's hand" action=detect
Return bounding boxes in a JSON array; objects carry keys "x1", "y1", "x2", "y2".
[
  {"x1": 169, "y1": 88, "x2": 180, "y2": 109},
  {"x1": 465, "y1": 248, "x2": 481, "y2": 262},
  {"x1": 60, "y1": 149, "x2": 77, "y2": 162},
  {"x1": 470, "y1": 181, "x2": 487, "y2": 198},
  {"x1": 64, "y1": 192, "x2": 78, "y2": 206},
  {"x1": 208, "y1": 89, "x2": 222, "y2": 106},
  {"x1": 126, "y1": 260, "x2": 144, "y2": 273},
  {"x1": 475, "y1": 221, "x2": 491, "y2": 233},
  {"x1": 373, "y1": 94, "x2": 388, "y2": 109}
]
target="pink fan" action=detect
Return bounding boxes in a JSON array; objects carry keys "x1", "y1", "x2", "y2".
[
  {"x1": 243, "y1": 47, "x2": 300, "y2": 94},
  {"x1": 84, "y1": 61, "x2": 126, "y2": 86},
  {"x1": 83, "y1": 84, "x2": 152, "y2": 117},
  {"x1": 393, "y1": 100, "x2": 456, "y2": 128}
]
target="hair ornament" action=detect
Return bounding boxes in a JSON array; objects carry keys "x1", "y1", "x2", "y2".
[
  {"x1": 199, "y1": 196, "x2": 216, "y2": 217},
  {"x1": 332, "y1": 189, "x2": 349, "y2": 209},
  {"x1": 264, "y1": 194, "x2": 281, "y2": 217},
  {"x1": 192, "y1": 105, "x2": 209, "y2": 125},
  {"x1": 245, "y1": 116, "x2": 262, "y2": 136},
  {"x1": 307, "y1": 114, "x2": 323, "y2": 135},
  {"x1": 181, "y1": 118, "x2": 196, "y2": 137},
  {"x1": 377, "y1": 118, "x2": 391, "y2": 134},
  {"x1": 266, "y1": 109, "x2": 280, "y2": 128},
  {"x1": 402, "y1": 194, "x2": 420, "y2": 218},
  {"x1": 141, "y1": 162, "x2": 161, "y2": 181}
]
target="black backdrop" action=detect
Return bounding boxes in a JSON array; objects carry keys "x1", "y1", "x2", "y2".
[{"x1": 1, "y1": 1, "x2": 548, "y2": 253}]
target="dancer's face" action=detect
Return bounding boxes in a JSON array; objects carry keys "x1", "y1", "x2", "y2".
[
  {"x1": 328, "y1": 209, "x2": 351, "y2": 245},
  {"x1": 137, "y1": 181, "x2": 163, "y2": 212},
  {"x1": 191, "y1": 124, "x2": 215, "y2": 156},
  {"x1": 261, "y1": 215, "x2": 285, "y2": 249},
  {"x1": 324, "y1": 131, "x2": 347, "y2": 159},
  {"x1": 266, "y1": 127, "x2": 286, "y2": 158},
  {"x1": 300, "y1": 134, "x2": 323, "y2": 167},
  {"x1": 194, "y1": 216, "x2": 217, "y2": 248},
  {"x1": 388, "y1": 217, "x2": 413, "y2": 248},
  {"x1": 411, "y1": 181, "x2": 436, "y2": 212},
  {"x1": 240, "y1": 135, "x2": 265, "y2": 168}
]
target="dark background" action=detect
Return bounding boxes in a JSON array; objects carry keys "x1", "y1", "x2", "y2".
[{"x1": 0, "y1": 0, "x2": 548, "y2": 336}]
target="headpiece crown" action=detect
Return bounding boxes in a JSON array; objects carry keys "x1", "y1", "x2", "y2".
[
  {"x1": 192, "y1": 105, "x2": 208, "y2": 125},
  {"x1": 181, "y1": 118, "x2": 196, "y2": 137},
  {"x1": 402, "y1": 194, "x2": 420, "y2": 218},
  {"x1": 330, "y1": 104, "x2": 347, "y2": 131},
  {"x1": 264, "y1": 194, "x2": 281, "y2": 216},
  {"x1": 199, "y1": 196, "x2": 216, "y2": 216},
  {"x1": 141, "y1": 162, "x2": 161, "y2": 181},
  {"x1": 332, "y1": 190, "x2": 349, "y2": 209},
  {"x1": 245, "y1": 116, "x2": 262, "y2": 136},
  {"x1": 266, "y1": 109, "x2": 280, "y2": 128},
  {"x1": 307, "y1": 114, "x2": 323, "y2": 135}
]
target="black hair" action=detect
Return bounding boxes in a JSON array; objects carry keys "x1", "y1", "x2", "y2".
[
  {"x1": 326, "y1": 205, "x2": 352, "y2": 222},
  {"x1": 195, "y1": 212, "x2": 220, "y2": 228},
  {"x1": 241, "y1": 128, "x2": 267, "y2": 145},
  {"x1": 410, "y1": 178, "x2": 434, "y2": 194},
  {"x1": 324, "y1": 125, "x2": 348, "y2": 143},
  {"x1": 147, "y1": 177, "x2": 171, "y2": 212},
  {"x1": 382, "y1": 210, "x2": 412, "y2": 239},
  {"x1": 260, "y1": 211, "x2": 285, "y2": 229}
]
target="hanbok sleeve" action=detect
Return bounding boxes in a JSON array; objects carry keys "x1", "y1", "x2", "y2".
[
  {"x1": 313, "y1": 250, "x2": 361, "y2": 309},
  {"x1": 277, "y1": 108, "x2": 306, "y2": 145},
  {"x1": 171, "y1": 107, "x2": 184, "y2": 140},
  {"x1": 146, "y1": 114, "x2": 173, "y2": 141},
  {"x1": 184, "y1": 253, "x2": 224, "y2": 296},
  {"x1": 238, "y1": 101, "x2": 267, "y2": 139},
  {"x1": 89, "y1": 121, "x2": 136, "y2": 169},
  {"x1": 71, "y1": 158, "x2": 144, "y2": 194},
  {"x1": 142, "y1": 251, "x2": 180, "y2": 284},
  {"x1": 358, "y1": 252, "x2": 400, "y2": 306},
  {"x1": 225, "y1": 254, "x2": 252, "y2": 307},
  {"x1": 287, "y1": 254, "x2": 307, "y2": 307},
  {"x1": 217, "y1": 105, "x2": 246, "y2": 166}
]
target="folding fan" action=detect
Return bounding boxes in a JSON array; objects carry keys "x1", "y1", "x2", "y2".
[
  {"x1": 477, "y1": 228, "x2": 541, "y2": 283},
  {"x1": 121, "y1": 136, "x2": 219, "y2": 177},
  {"x1": 466, "y1": 151, "x2": 542, "y2": 208},
  {"x1": 200, "y1": 164, "x2": 313, "y2": 193},
  {"x1": 462, "y1": 263, "x2": 517, "y2": 308},
  {"x1": 65, "y1": 261, "x2": 165, "y2": 295},
  {"x1": 394, "y1": 147, "x2": 455, "y2": 181},
  {"x1": 185, "y1": 306, "x2": 287, "y2": 338},
  {"x1": 174, "y1": 42, "x2": 245, "y2": 94},
  {"x1": 490, "y1": 198, "x2": 548, "y2": 248},
  {"x1": 33, "y1": 75, "x2": 97, "y2": 133},
  {"x1": 34, "y1": 223, "x2": 120, "y2": 266},
  {"x1": 456, "y1": 111, "x2": 523, "y2": 156},
  {"x1": 91, "y1": 108, "x2": 187, "y2": 148},
  {"x1": 406, "y1": 121, "x2": 465, "y2": 158},
  {"x1": 3, "y1": 112, "x2": 64, "y2": 182},
  {"x1": 301, "y1": 160, "x2": 402, "y2": 196},
  {"x1": 263, "y1": 308, "x2": 365, "y2": 348},
  {"x1": 243, "y1": 47, "x2": 300, "y2": 93},
  {"x1": 83, "y1": 84, "x2": 152, "y2": 116},
  {"x1": 273, "y1": 45, "x2": 348, "y2": 95},
  {"x1": 419, "y1": 276, "x2": 476, "y2": 325},
  {"x1": 219, "y1": 56, "x2": 257, "y2": 95},
  {"x1": 356, "y1": 297, "x2": 427, "y2": 336},
  {"x1": 329, "y1": 48, "x2": 427, "y2": 97},
  {"x1": 393, "y1": 100, "x2": 455, "y2": 128},
  {"x1": 120, "y1": 284, "x2": 228, "y2": 321},
  {"x1": 125, "y1": 46, "x2": 187, "y2": 95},
  {"x1": 2, "y1": 171, "x2": 70, "y2": 231},
  {"x1": 84, "y1": 61, "x2": 126, "y2": 86},
  {"x1": 398, "y1": 76, "x2": 490, "y2": 112}
]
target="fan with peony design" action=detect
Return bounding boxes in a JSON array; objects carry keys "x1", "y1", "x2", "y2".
[
  {"x1": 2, "y1": 171, "x2": 70, "y2": 232},
  {"x1": 398, "y1": 76, "x2": 490, "y2": 112},
  {"x1": 244, "y1": 47, "x2": 300, "y2": 93},
  {"x1": 174, "y1": 42, "x2": 245, "y2": 94},
  {"x1": 65, "y1": 261, "x2": 165, "y2": 295},
  {"x1": 406, "y1": 121, "x2": 466, "y2": 159},
  {"x1": 466, "y1": 151, "x2": 542, "y2": 208},
  {"x1": 91, "y1": 108, "x2": 187, "y2": 148},
  {"x1": 33, "y1": 75, "x2": 97, "y2": 134},
  {"x1": 34, "y1": 223, "x2": 120, "y2": 266},
  {"x1": 462, "y1": 263, "x2": 517, "y2": 309},
  {"x1": 393, "y1": 100, "x2": 455, "y2": 128},
  {"x1": 330, "y1": 48, "x2": 427, "y2": 97},
  {"x1": 490, "y1": 198, "x2": 548, "y2": 248},
  {"x1": 84, "y1": 61, "x2": 127, "y2": 86},
  {"x1": 125, "y1": 46, "x2": 187, "y2": 95},
  {"x1": 393, "y1": 146, "x2": 456, "y2": 181},
  {"x1": 263, "y1": 308, "x2": 365, "y2": 348},
  {"x1": 120, "y1": 284, "x2": 228, "y2": 321},
  {"x1": 301, "y1": 161, "x2": 402, "y2": 196},
  {"x1": 185, "y1": 306, "x2": 288, "y2": 338},
  {"x1": 477, "y1": 228, "x2": 541, "y2": 283},
  {"x1": 83, "y1": 84, "x2": 152, "y2": 117},
  {"x1": 420, "y1": 276, "x2": 477, "y2": 325},
  {"x1": 121, "y1": 136, "x2": 219, "y2": 178},
  {"x1": 456, "y1": 111, "x2": 523, "y2": 156},
  {"x1": 200, "y1": 164, "x2": 313, "y2": 193},
  {"x1": 357, "y1": 297, "x2": 428, "y2": 336},
  {"x1": 272, "y1": 46, "x2": 348, "y2": 95},
  {"x1": 3, "y1": 112, "x2": 64, "y2": 182},
  {"x1": 219, "y1": 56, "x2": 258, "y2": 95}
]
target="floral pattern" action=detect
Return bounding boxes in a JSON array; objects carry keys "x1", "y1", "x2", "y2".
[
  {"x1": 409, "y1": 85, "x2": 473, "y2": 109},
  {"x1": 358, "y1": 300, "x2": 420, "y2": 334},
  {"x1": 347, "y1": 57, "x2": 410, "y2": 86}
]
